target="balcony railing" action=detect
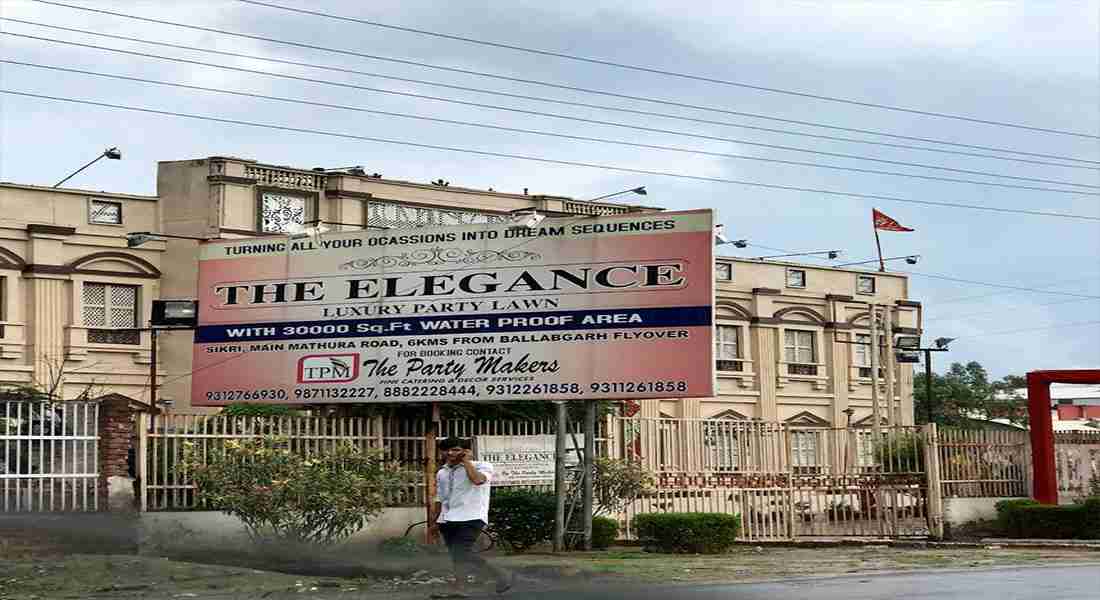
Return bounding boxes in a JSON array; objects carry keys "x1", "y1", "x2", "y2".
[
  {"x1": 88, "y1": 328, "x2": 141, "y2": 345},
  {"x1": 788, "y1": 363, "x2": 818, "y2": 376},
  {"x1": 716, "y1": 359, "x2": 744, "y2": 372}
]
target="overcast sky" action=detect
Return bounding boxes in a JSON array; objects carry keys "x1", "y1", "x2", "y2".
[{"x1": 1, "y1": 0, "x2": 1097, "y2": 379}]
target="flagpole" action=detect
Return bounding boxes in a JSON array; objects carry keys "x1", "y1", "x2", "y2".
[{"x1": 873, "y1": 213, "x2": 885, "y2": 272}]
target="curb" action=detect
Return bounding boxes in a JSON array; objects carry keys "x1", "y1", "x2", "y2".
[{"x1": 724, "y1": 539, "x2": 1100, "y2": 551}]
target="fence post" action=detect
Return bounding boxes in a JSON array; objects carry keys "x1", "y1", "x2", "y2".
[
  {"x1": 922, "y1": 423, "x2": 944, "y2": 539},
  {"x1": 424, "y1": 404, "x2": 439, "y2": 544},
  {"x1": 136, "y1": 413, "x2": 148, "y2": 512},
  {"x1": 97, "y1": 395, "x2": 140, "y2": 512}
]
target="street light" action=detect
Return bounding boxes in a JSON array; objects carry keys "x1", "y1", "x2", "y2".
[
  {"x1": 914, "y1": 337, "x2": 953, "y2": 424},
  {"x1": 754, "y1": 249, "x2": 842, "y2": 260},
  {"x1": 126, "y1": 231, "x2": 212, "y2": 247},
  {"x1": 835, "y1": 255, "x2": 920, "y2": 268},
  {"x1": 54, "y1": 147, "x2": 122, "y2": 188},
  {"x1": 586, "y1": 186, "x2": 647, "y2": 202}
]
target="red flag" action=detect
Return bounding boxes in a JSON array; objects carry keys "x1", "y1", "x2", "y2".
[{"x1": 872, "y1": 209, "x2": 914, "y2": 232}]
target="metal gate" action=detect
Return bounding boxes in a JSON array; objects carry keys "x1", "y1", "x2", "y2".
[
  {"x1": 614, "y1": 419, "x2": 934, "y2": 541},
  {"x1": 1, "y1": 401, "x2": 99, "y2": 512}
]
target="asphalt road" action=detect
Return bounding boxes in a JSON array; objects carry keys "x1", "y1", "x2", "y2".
[{"x1": 512, "y1": 564, "x2": 1100, "y2": 600}]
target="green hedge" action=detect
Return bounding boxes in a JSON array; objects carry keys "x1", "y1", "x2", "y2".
[
  {"x1": 995, "y1": 497, "x2": 1100, "y2": 539},
  {"x1": 566, "y1": 516, "x2": 620, "y2": 550},
  {"x1": 633, "y1": 512, "x2": 740, "y2": 554},
  {"x1": 487, "y1": 489, "x2": 557, "y2": 552},
  {"x1": 592, "y1": 516, "x2": 619, "y2": 549}
]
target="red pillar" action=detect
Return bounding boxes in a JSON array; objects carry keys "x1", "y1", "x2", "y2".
[
  {"x1": 1026, "y1": 372, "x2": 1057, "y2": 504},
  {"x1": 1026, "y1": 369, "x2": 1100, "y2": 505}
]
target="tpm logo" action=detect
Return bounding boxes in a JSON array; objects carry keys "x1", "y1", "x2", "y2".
[{"x1": 297, "y1": 353, "x2": 359, "y2": 383}]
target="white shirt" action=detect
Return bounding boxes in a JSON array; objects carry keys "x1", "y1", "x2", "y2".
[{"x1": 435, "y1": 461, "x2": 494, "y2": 524}]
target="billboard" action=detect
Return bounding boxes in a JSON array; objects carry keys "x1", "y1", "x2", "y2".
[
  {"x1": 192, "y1": 209, "x2": 714, "y2": 405},
  {"x1": 474, "y1": 435, "x2": 582, "y2": 486}
]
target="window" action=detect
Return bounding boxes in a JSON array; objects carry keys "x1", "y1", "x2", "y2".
[
  {"x1": 88, "y1": 199, "x2": 122, "y2": 225},
  {"x1": 786, "y1": 268, "x2": 806, "y2": 288},
  {"x1": 259, "y1": 191, "x2": 308, "y2": 233},
  {"x1": 784, "y1": 330, "x2": 817, "y2": 375},
  {"x1": 715, "y1": 262, "x2": 732, "y2": 281},
  {"x1": 83, "y1": 283, "x2": 139, "y2": 345},
  {"x1": 791, "y1": 430, "x2": 820, "y2": 474},
  {"x1": 715, "y1": 325, "x2": 742, "y2": 372},
  {"x1": 854, "y1": 334, "x2": 884, "y2": 378},
  {"x1": 856, "y1": 275, "x2": 875, "y2": 295},
  {"x1": 856, "y1": 431, "x2": 878, "y2": 469},
  {"x1": 704, "y1": 421, "x2": 740, "y2": 472}
]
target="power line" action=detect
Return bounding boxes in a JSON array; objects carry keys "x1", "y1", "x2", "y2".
[
  {"x1": 14, "y1": 5, "x2": 1100, "y2": 166},
  {"x1": 7, "y1": 23, "x2": 1094, "y2": 173},
  {"x1": 931, "y1": 275, "x2": 1100, "y2": 305},
  {"x1": 900, "y1": 271, "x2": 1100, "y2": 300},
  {"x1": 952, "y1": 320, "x2": 1100, "y2": 341},
  {"x1": 924, "y1": 297, "x2": 1098, "y2": 323},
  {"x1": 6, "y1": 58, "x2": 1096, "y2": 198},
  {"x1": 8, "y1": 89, "x2": 1100, "y2": 223},
  {"x1": 237, "y1": 0, "x2": 1100, "y2": 140}
]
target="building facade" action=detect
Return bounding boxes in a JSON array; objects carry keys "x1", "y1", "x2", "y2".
[
  {"x1": 1, "y1": 155, "x2": 920, "y2": 427},
  {"x1": 0, "y1": 183, "x2": 162, "y2": 402}
]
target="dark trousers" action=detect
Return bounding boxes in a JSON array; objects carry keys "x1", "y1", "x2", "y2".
[{"x1": 438, "y1": 520, "x2": 503, "y2": 582}]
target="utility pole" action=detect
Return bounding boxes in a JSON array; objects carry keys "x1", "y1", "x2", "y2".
[
  {"x1": 883, "y1": 305, "x2": 897, "y2": 427},
  {"x1": 924, "y1": 349, "x2": 935, "y2": 424},
  {"x1": 918, "y1": 339, "x2": 953, "y2": 424},
  {"x1": 869, "y1": 304, "x2": 882, "y2": 439}
]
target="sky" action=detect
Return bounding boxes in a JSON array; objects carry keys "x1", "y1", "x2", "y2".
[{"x1": 0, "y1": 0, "x2": 1097, "y2": 379}]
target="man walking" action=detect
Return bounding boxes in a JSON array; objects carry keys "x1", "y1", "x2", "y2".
[{"x1": 429, "y1": 437, "x2": 513, "y2": 597}]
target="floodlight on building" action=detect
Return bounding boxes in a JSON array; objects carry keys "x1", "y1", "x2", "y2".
[
  {"x1": 508, "y1": 211, "x2": 546, "y2": 231},
  {"x1": 934, "y1": 337, "x2": 955, "y2": 350},
  {"x1": 286, "y1": 223, "x2": 329, "y2": 243},
  {"x1": 714, "y1": 224, "x2": 730, "y2": 245}
]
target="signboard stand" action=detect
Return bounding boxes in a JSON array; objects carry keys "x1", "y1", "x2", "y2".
[
  {"x1": 582, "y1": 401, "x2": 596, "y2": 551},
  {"x1": 553, "y1": 401, "x2": 567, "y2": 552}
]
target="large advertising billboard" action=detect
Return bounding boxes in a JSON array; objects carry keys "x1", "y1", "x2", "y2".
[{"x1": 192, "y1": 209, "x2": 714, "y2": 405}]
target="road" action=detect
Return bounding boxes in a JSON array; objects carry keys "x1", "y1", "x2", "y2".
[{"x1": 512, "y1": 564, "x2": 1100, "y2": 600}]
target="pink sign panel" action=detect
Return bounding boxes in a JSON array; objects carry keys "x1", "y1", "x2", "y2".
[{"x1": 192, "y1": 209, "x2": 714, "y2": 405}]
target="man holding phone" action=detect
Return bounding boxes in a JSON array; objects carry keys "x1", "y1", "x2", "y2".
[{"x1": 429, "y1": 437, "x2": 513, "y2": 597}]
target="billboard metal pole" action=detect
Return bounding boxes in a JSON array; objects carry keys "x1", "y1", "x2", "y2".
[
  {"x1": 583, "y1": 400, "x2": 596, "y2": 550},
  {"x1": 554, "y1": 401, "x2": 568, "y2": 552}
]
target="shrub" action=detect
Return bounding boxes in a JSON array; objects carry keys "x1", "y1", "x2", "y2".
[
  {"x1": 181, "y1": 437, "x2": 414, "y2": 547},
  {"x1": 876, "y1": 432, "x2": 925, "y2": 472},
  {"x1": 487, "y1": 489, "x2": 557, "y2": 552},
  {"x1": 221, "y1": 404, "x2": 299, "y2": 418},
  {"x1": 588, "y1": 457, "x2": 656, "y2": 517},
  {"x1": 995, "y1": 497, "x2": 1099, "y2": 539},
  {"x1": 378, "y1": 536, "x2": 425, "y2": 557},
  {"x1": 633, "y1": 512, "x2": 740, "y2": 554},
  {"x1": 592, "y1": 516, "x2": 619, "y2": 549},
  {"x1": 566, "y1": 515, "x2": 620, "y2": 550}
]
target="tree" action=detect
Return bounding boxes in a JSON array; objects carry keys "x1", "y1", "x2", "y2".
[{"x1": 914, "y1": 362, "x2": 1028, "y2": 427}]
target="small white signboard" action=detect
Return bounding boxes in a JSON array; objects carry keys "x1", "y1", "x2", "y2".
[{"x1": 474, "y1": 434, "x2": 583, "y2": 486}]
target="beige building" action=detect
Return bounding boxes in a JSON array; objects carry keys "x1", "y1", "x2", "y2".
[
  {"x1": 666, "y1": 257, "x2": 919, "y2": 427},
  {"x1": 1, "y1": 155, "x2": 920, "y2": 426},
  {"x1": 0, "y1": 183, "x2": 162, "y2": 401}
]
